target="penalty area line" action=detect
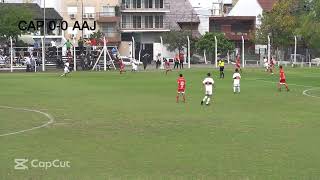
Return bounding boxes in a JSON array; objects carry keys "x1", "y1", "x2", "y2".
[{"x1": 0, "y1": 105, "x2": 54, "y2": 137}]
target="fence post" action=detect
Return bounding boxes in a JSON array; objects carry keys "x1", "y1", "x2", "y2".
[
  {"x1": 42, "y1": 37, "x2": 45, "y2": 71},
  {"x1": 268, "y1": 35, "x2": 271, "y2": 67},
  {"x1": 73, "y1": 37, "x2": 76, "y2": 71},
  {"x1": 204, "y1": 50, "x2": 207, "y2": 64},
  {"x1": 242, "y1": 36, "x2": 244, "y2": 68},
  {"x1": 214, "y1": 36, "x2": 217, "y2": 68},
  {"x1": 187, "y1": 36, "x2": 190, "y2": 69},
  {"x1": 10, "y1": 37, "x2": 13, "y2": 73},
  {"x1": 104, "y1": 36, "x2": 107, "y2": 71}
]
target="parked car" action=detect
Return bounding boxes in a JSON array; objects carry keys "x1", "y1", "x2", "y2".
[{"x1": 311, "y1": 58, "x2": 320, "y2": 66}]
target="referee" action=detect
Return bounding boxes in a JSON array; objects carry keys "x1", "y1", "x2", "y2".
[{"x1": 218, "y1": 59, "x2": 225, "y2": 79}]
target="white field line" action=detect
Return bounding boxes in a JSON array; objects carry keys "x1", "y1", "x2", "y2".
[
  {"x1": 303, "y1": 89, "x2": 320, "y2": 99},
  {"x1": 247, "y1": 78, "x2": 320, "y2": 99},
  {"x1": 0, "y1": 105, "x2": 54, "y2": 137}
]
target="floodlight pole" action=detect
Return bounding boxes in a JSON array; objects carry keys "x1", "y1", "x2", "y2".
[
  {"x1": 42, "y1": 0, "x2": 46, "y2": 71},
  {"x1": 73, "y1": 37, "x2": 76, "y2": 71},
  {"x1": 204, "y1": 50, "x2": 207, "y2": 64},
  {"x1": 160, "y1": 36, "x2": 164, "y2": 69},
  {"x1": 132, "y1": 36, "x2": 135, "y2": 60},
  {"x1": 267, "y1": 35, "x2": 271, "y2": 66},
  {"x1": 214, "y1": 36, "x2": 217, "y2": 68},
  {"x1": 10, "y1": 36, "x2": 13, "y2": 72},
  {"x1": 242, "y1": 36, "x2": 245, "y2": 68},
  {"x1": 294, "y1": 35, "x2": 297, "y2": 65},
  {"x1": 104, "y1": 36, "x2": 107, "y2": 71},
  {"x1": 187, "y1": 36, "x2": 190, "y2": 69},
  {"x1": 227, "y1": 50, "x2": 230, "y2": 64}
]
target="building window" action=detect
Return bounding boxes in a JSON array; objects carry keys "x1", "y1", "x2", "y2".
[
  {"x1": 155, "y1": 15, "x2": 163, "y2": 28},
  {"x1": 122, "y1": 15, "x2": 128, "y2": 28},
  {"x1": 101, "y1": 6, "x2": 115, "y2": 16},
  {"x1": 101, "y1": 24, "x2": 116, "y2": 36},
  {"x1": 145, "y1": 16, "x2": 153, "y2": 28},
  {"x1": 133, "y1": 15, "x2": 142, "y2": 28},
  {"x1": 155, "y1": 0, "x2": 163, "y2": 8},
  {"x1": 122, "y1": 0, "x2": 130, "y2": 8},
  {"x1": 133, "y1": 0, "x2": 142, "y2": 8},
  {"x1": 145, "y1": 0, "x2": 153, "y2": 8}
]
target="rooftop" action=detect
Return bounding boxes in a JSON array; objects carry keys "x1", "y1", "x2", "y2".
[
  {"x1": 257, "y1": 0, "x2": 277, "y2": 11},
  {"x1": 0, "y1": 3, "x2": 62, "y2": 20}
]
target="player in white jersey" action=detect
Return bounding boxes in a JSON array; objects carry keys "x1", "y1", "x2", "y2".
[
  {"x1": 131, "y1": 59, "x2": 138, "y2": 72},
  {"x1": 201, "y1": 73, "x2": 214, "y2": 106},
  {"x1": 263, "y1": 57, "x2": 269, "y2": 72},
  {"x1": 233, "y1": 69, "x2": 241, "y2": 94},
  {"x1": 61, "y1": 62, "x2": 70, "y2": 77}
]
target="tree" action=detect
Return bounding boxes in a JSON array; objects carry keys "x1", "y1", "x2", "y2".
[
  {"x1": 196, "y1": 32, "x2": 234, "y2": 57},
  {"x1": 162, "y1": 30, "x2": 194, "y2": 54},
  {"x1": 0, "y1": 5, "x2": 32, "y2": 42},
  {"x1": 90, "y1": 30, "x2": 104, "y2": 45},
  {"x1": 256, "y1": 0, "x2": 298, "y2": 48},
  {"x1": 297, "y1": 0, "x2": 320, "y2": 51}
]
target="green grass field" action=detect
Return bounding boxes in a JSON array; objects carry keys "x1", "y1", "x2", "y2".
[{"x1": 0, "y1": 67, "x2": 320, "y2": 180}]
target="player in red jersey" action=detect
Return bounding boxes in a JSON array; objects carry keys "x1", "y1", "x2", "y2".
[
  {"x1": 278, "y1": 65, "x2": 289, "y2": 91},
  {"x1": 176, "y1": 74, "x2": 186, "y2": 103},
  {"x1": 119, "y1": 58, "x2": 125, "y2": 74},
  {"x1": 235, "y1": 54, "x2": 242, "y2": 73},
  {"x1": 164, "y1": 59, "x2": 171, "y2": 75}
]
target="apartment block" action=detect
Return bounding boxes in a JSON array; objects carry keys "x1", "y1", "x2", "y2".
[
  {"x1": 60, "y1": 0, "x2": 121, "y2": 44},
  {"x1": 120, "y1": 0, "x2": 170, "y2": 59}
]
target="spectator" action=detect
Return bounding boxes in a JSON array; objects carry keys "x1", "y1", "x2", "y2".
[
  {"x1": 25, "y1": 55, "x2": 31, "y2": 72},
  {"x1": 90, "y1": 38, "x2": 97, "y2": 51},
  {"x1": 156, "y1": 53, "x2": 161, "y2": 69},
  {"x1": 179, "y1": 52, "x2": 184, "y2": 69},
  {"x1": 78, "y1": 37, "x2": 84, "y2": 55},
  {"x1": 63, "y1": 39, "x2": 73, "y2": 51},
  {"x1": 141, "y1": 51, "x2": 150, "y2": 70},
  {"x1": 174, "y1": 54, "x2": 179, "y2": 69},
  {"x1": 111, "y1": 47, "x2": 117, "y2": 58}
]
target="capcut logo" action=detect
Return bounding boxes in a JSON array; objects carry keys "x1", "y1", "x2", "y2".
[
  {"x1": 14, "y1": 159, "x2": 29, "y2": 170},
  {"x1": 14, "y1": 158, "x2": 71, "y2": 170}
]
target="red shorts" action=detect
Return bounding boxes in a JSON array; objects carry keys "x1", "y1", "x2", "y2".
[
  {"x1": 177, "y1": 89, "x2": 185, "y2": 93},
  {"x1": 280, "y1": 79, "x2": 286, "y2": 84},
  {"x1": 236, "y1": 64, "x2": 240, "y2": 68}
]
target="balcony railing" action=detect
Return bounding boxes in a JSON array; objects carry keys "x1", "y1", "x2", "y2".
[
  {"x1": 96, "y1": 12, "x2": 120, "y2": 23},
  {"x1": 121, "y1": 22, "x2": 170, "y2": 31},
  {"x1": 224, "y1": 32, "x2": 251, "y2": 41},
  {"x1": 120, "y1": 3, "x2": 170, "y2": 11}
]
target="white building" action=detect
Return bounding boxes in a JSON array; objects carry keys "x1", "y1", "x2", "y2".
[
  {"x1": 188, "y1": 0, "x2": 233, "y2": 35},
  {"x1": 228, "y1": 0, "x2": 277, "y2": 26}
]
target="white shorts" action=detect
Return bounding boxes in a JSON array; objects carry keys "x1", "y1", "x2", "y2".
[
  {"x1": 234, "y1": 83, "x2": 240, "y2": 87},
  {"x1": 205, "y1": 90, "x2": 213, "y2": 96},
  {"x1": 64, "y1": 68, "x2": 69, "y2": 74}
]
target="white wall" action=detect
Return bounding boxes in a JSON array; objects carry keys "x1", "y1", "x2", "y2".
[
  {"x1": 153, "y1": 43, "x2": 177, "y2": 61},
  {"x1": 119, "y1": 41, "x2": 132, "y2": 57},
  {"x1": 189, "y1": 0, "x2": 233, "y2": 35},
  {"x1": 228, "y1": 0, "x2": 263, "y2": 26}
]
